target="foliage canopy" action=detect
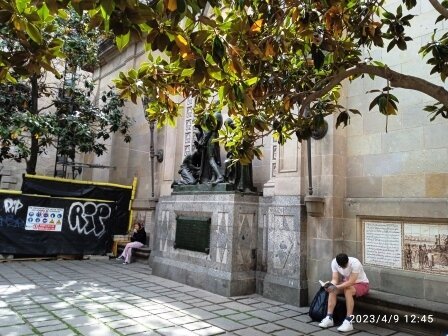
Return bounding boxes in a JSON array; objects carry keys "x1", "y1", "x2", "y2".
[{"x1": 1, "y1": 0, "x2": 448, "y2": 164}]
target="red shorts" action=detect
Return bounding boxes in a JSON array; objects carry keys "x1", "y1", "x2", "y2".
[{"x1": 354, "y1": 282, "x2": 370, "y2": 297}]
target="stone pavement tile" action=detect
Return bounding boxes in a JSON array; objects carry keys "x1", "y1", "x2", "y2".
[
  {"x1": 164, "y1": 301, "x2": 193, "y2": 310},
  {"x1": 157, "y1": 311, "x2": 186, "y2": 320},
  {"x1": 254, "y1": 322, "x2": 285, "y2": 333},
  {"x1": 121, "y1": 308, "x2": 151, "y2": 318},
  {"x1": 107, "y1": 318, "x2": 136, "y2": 329},
  {"x1": 352, "y1": 323, "x2": 397, "y2": 336},
  {"x1": 105, "y1": 302, "x2": 135, "y2": 310},
  {"x1": 29, "y1": 319, "x2": 62, "y2": 327},
  {"x1": 266, "y1": 306, "x2": 288, "y2": 313},
  {"x1": 226, "y1": 313, "x2": 251, "y2": 321},
  {"x1": 183, "y1": 298, "x2": 203, "y2": 304},
  {"x1": 322, "y1": 325, "x2": 358, "y2": 335},
  {"x1": 235, "y1": 298, "x2": 260, "y2": 305},
  {"x1": 169, "y1": 315, "x2": 198, "y2": 325},
  {"x1": 294, "y1": 314, "x2": 313, "y2": 323},
  {"x1": 250, "y1": 302, "x2": 272, "y2": 309},
  {"x1": 147, "y1": 307, "x2": 174, "y2": 315},
  {"x1": 247, "y1": 310, "x2": 284, "y2": 322},
  {"x1": 77, "y1": 323, "x2": 120, "y2": 336},
  {"x1": 157, "y1": 326, "x2": 198, "y2": 336},
  {"x1": 95, "y1": 314, "x2": 123, "y2": 323},
  {"x1": 64, "y1": 315, "x2": 99, "y2": 327},
  {"x1": 221, "y1": 302, "x2": 256, "y2": 313},
  {"x1": 89, "y1": 310, "x2": 117, "y2": 318},
  {"x1": 14, "y1": 304, "x2": 42, "y2": 312},
  {"x1": 0, "y1": 324, "x2": 35, "y2": 336},
  {"x1": 278, "y1": 309, "x2": 302, "y2": 318},
  {"x1": 203, "y1": 296, "x2": 232, "y2": 304},
  {"x1": 183, "y1": 321, "x2": 212, "y2": 330},
  {"x1": 0, "y1": 316, "x2": 25, "y2": 327},
  {"x1": 194, "y1": 326, "x2": 226, "y2": 336},
  {"x1": 35, "y1": 322, "x2": 69, "y2": 333},
  {"x1": 202, "y1": 305, "x2": 228, "y2": 312},
  {"x1": 20, "y1": 311, "x2": 49, "y2": 319},
  {"x1": 276, "y1": 318, "x2": 321, "y2": 333},
  {"x1": 309, "y1": 329, "x2": 341, "y2": 336},
  {"x1": 258, "y1": 295, "x2": 284, "y2": 306},
  {"x1": 116, "y1": 323, "x2": 151, "y2": 335},
  {"x1": 42, "y1": 301, "x2": 72, "y2": 310},
  {"x1": 214, "y1": 308, "x2": 240, "y2": 316},
  {"x1": 134, "y1": 315, "x2": 174, "y2": 329},
  {"x1": 273, "y1": 330, "x2": 304, "y2": 336},
  {"x1": 54, "y1": 308, "x2": 86, "y2": 318},
  {"x1": 234, "y1": 327, "x2": 271, "y2": 336},
  {"x1": 184, "y1": 307, "x2": 219, "y2": 319},
  {"x1": 191, "y1": 301, "x2": 215, "y2": 308},
  {"x1": 151, "y1": 296, "x2": 177, "y2": 304},
  {"x1": 206, "y1": 317, "x2": 246, "y2": 331},
  {"x1": 138, "y1": 302, "x2": 165, "y2": 311},
  {"x1": 391, "y1": 333, "x2": 417, "y2": 336},
  {"x1": 42, "y1": 329, "x2": 77, "y2": 336},
  {"x1": 239, "y1": 317, "x2": 266, "y2": 327}
]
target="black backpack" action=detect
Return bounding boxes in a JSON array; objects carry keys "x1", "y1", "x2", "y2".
[{"x1": 309, "y1": 287, "x2": 347, "y2": 326}]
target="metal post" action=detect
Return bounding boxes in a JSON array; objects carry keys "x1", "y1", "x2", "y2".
[
  {"x1": 307, "y1": 138, "x2": 313, "y2": 195},
  {"x1": 149, "y1": 120, "x2": 156, "y2": 198}
]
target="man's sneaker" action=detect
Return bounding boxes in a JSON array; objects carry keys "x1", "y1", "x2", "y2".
[
  {"x1": 337, "y1": 319, "x2": 354, "y2": 332},
  {"x1": 318, "y1": 316, "x2": 334, "y2": 328},
  {"x1": 116, "y1": 256, "x2": 124, "y2": 260}
]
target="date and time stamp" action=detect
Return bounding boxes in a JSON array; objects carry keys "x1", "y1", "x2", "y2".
[{"x1": 350, "y1": 314, "x2": 435, "y2": 324}]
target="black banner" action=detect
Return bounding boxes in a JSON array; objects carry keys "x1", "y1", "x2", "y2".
[
  {"x1": 21, "y1": 175, "x2": 132, "y2": 235},
  {"x1": 0, "y1": 193, "x2": 117, "y2": 255}
]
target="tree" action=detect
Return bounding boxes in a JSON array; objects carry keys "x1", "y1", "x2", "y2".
[
  {"x1": 2, "y1": 0, "x2": 448, "y2": 164},
  {"x1": 0, "y1": 2, "x2": 132, "y2": 174}
]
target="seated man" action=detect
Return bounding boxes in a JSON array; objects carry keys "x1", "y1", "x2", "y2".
[{"x1": 319, "y1": 253, "x2": 370, "y2": 332}]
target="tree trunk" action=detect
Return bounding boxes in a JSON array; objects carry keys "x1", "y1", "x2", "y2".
[{"x1": 26, "y1": 75, "x2": 39, "y2": 175}]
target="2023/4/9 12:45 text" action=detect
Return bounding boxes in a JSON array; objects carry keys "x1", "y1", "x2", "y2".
[{"x1": 350, "y1": 314, "x2": 434, "y2": 324}]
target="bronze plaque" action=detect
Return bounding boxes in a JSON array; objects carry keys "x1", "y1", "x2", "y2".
[{"x1": 174, "y1": 216, "x2": 211, "y2": 254}]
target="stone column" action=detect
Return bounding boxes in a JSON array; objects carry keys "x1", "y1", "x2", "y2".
[{"x1": 258, "y1": 137, "x2": 308, "y2": 306}]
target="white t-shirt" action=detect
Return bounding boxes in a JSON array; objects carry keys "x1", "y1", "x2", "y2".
[{"x1": 331, "y1": 257, "x2": 369, "y2": 283}]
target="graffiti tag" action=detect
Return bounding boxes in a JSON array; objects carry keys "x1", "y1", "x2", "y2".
[
  {"x1": 68, "y1": 202, "x2": 111, "y2": 238},
  {"x1": 4, "y1": 198, "x2": 23, "y2": 214}
]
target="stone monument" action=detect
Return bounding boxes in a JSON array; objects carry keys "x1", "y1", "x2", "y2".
[{"x1": 152, "y1": 113, "x2": 260, "y2": 296}]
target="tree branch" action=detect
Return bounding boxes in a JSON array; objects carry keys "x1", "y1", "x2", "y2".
[
  {"x1": 38, "y1": 102, "x2": 55, "y2": 113},
  {"x1": 429, "y1": 0, "x2": 448, "y2": 19},
  {"x1": 299, "y1": 63, "x2": 448, "y2": 115}
]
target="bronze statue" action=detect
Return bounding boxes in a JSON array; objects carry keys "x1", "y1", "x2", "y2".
[
  {"x1": 171, "y1": 126, "x2": 203, "y2": 186},
  {"x1": 199, "y1": 112, "x2": 224, "y2": 185},
  {"x1": 172, "y1": 114, "x2": 255, "y2": 192}
]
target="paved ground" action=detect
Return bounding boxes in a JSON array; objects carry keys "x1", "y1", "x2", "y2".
[{"x1": 0, "y1": 260, "x2": 415, "y2": 336}]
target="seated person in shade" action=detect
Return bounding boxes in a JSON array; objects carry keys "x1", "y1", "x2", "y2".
[
  {"x1": 319, "y1": 253, "x2": 370, "y2": 332},
  {"x1": 116, "y1": 221, "x2": 146, "y2": 264}
]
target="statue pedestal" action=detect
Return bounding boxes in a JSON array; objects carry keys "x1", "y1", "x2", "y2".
[{"x1": 151, "y1": 192, "x2": 259, "y2": 296}]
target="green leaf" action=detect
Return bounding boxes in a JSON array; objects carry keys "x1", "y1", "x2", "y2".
[
  {"x1": 244, "y1": 77, "x2": 259, "y2": 86},
  {"x1": 181, "y1": 68, "x2": 195, "y2": 77},
  {"x1": 26, "y1": 22, "x2": 42, "y2": 44},
  {"x1": 115, "y1": 31, "x2": 131, "y2": 52},
  {"x1": 37, "y1": 3, "x2": 50, "y2": 21},
  {"x1": 15, "y1": 0, "x2": 27, "y2": 14},
  {"x1": 100, "y1": 0, "x2": 115, "y2": 15}
]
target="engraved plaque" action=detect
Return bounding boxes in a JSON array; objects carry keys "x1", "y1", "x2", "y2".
[
  {"x1": 364, "y1": 221, "x2": 402, "y2": 268},
  {"x1": 175, "y1": 216, "x2": 211, "y2": 254}
]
